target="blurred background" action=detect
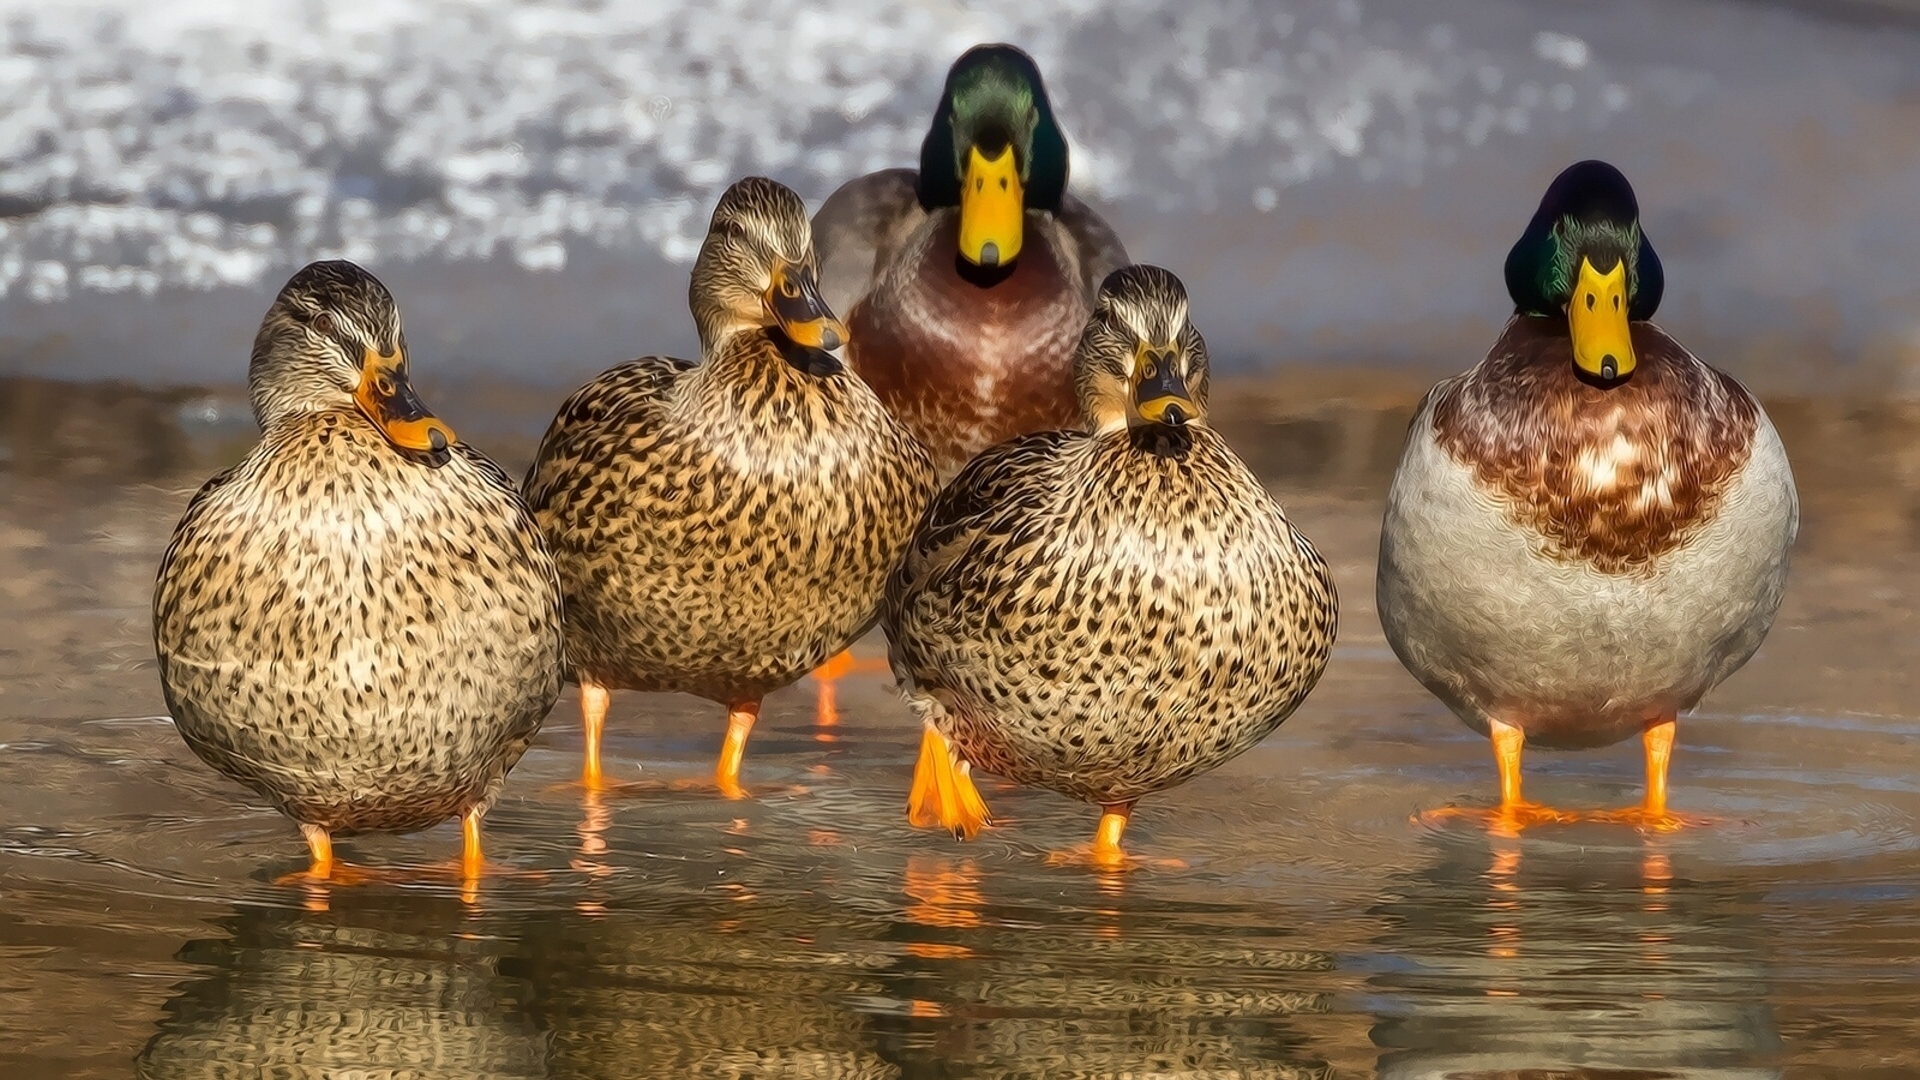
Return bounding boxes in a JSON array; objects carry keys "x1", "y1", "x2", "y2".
[{"x1": 5, "y1": 0, "x2": 1920, "y2": 395}]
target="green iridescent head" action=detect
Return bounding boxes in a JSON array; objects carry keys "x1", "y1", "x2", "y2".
[
  {"x1": 1504, "y1": 160, "x2": 1665, "y2": 381},
  {"x1": 916, "y1": 43, "x2": 1070, "y2": 268}
]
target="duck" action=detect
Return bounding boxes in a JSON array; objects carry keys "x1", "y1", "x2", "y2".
[
  {"x1": 152, "y1": 260, "x2": 565, "y2": 884},
  {"x1": 813, "y1": 42, "x2": 1130, "y2": 480},
  {"x1": 522, "y1": 176, "x2": 937, "y2": 798},
  {"x1": 1376, "y1": 159, "x2": 1798, "y2": 832},
  {"x1": 882, "y1": 265, "x2": 1338, "y2": 864}
]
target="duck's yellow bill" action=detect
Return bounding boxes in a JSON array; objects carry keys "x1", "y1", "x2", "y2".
[
  {"x1": 1568, "y1": 255, "x2": 1634, "y2": 381},
  {"x1": 354, "y1": 348, "x2": 455, "y2": 454},
  {"x1": 1133, "y1": 346, "x2": 1196, "y2": 427},
  {"x1": 765, "y1": 262, "x2": 847, "y2": 351},
  {"x1": 958, "y1": 144, "x2": 1024, "y2": 268}
]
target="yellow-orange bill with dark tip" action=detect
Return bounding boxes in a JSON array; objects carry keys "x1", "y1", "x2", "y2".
[
  {"x1": 958, "y1": 143, "x2": 1023, "y2": 267},
  {"x1": 1133, "y1": 345, "x2": 1196, "y2": 426},
  {"x1": 1568, "y1": 255, "x2": 1634, "y2": 380},
  {"x1": 765, "y1": 261, "x2": 848, "y2": 351},
  {"x1": 354, "y1": 347, "x2": 456, "y2": 453}
]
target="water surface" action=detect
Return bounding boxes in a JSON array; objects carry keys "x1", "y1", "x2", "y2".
[{"x1": 3, "y1": 399, "x2": 1918, "y2": 1078}]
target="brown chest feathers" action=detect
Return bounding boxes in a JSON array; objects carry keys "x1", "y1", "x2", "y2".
[
  {"x1": 847, "y1": 210, "x2": 1088, "y2": 474},
  {"x1": 1432, "y1": 316, "x2": 1759, "y2": 574}
]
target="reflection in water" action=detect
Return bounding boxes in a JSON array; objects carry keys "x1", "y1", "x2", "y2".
[
  {"x1": 507, "y1": 898, "x2": 901, "y2": 1080},
  {"x1": 1369, "y1": 836, "x2": 1782, "y2": 1079},
  {"x1": 880, "y1": 857, "x2": 1341, "y2": 1079},
  {"x1": 134, "y1": 892, "x2": 545, "y2": 1080}
]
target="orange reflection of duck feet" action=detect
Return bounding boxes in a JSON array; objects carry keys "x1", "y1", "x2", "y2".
[
  {"x1": 571, "y1": 787, "x2": 615, "y2": 879},
  {"x1": 903, "y1": 855, "x2": 984, "y2": 932},
  {"x1": 1641, "y1": 848, "x2": 1673, "y2": 918},
  {"x1": 1484, "y1": 841, "x2": 1523, "y2": 961}
]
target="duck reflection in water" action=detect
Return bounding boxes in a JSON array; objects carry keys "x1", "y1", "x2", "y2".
[
  {"x1": 878, "y1": 855, "x2": 1345, "y2": 1078},
  {"x1": 507, "y1": 892, "x2": 902, "y2": 1079},
  {"x1": 135, "y1": 890, "x2": 544, "y2": 1080},
  {"x1": 1368, "y1": 835, "x2": 1782, "y2": 1079}
]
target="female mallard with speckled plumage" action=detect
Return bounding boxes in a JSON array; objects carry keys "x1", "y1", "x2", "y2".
[
  {"x1": 1378, "y1": 160, "x2": 1798, "y2": 832},
  {"x1": 153, "y1": 260, "x2": 564, "y2": 883},
  {"x1": 523, "y1": 177, "x2": 937, "y2": 798},
  {"x1": 813, "y1": 43, "x2": 1129, "y2": 479},
  {"x1": 883, "y1": 265, "x2": 1337, "y2": 863}
]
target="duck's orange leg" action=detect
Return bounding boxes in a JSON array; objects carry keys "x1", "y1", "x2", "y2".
[
  {"x1": 1092, "y1": 803, "x2": 1131, "y2": 867},
  {"x1": 906, "y1": 723, "x2": 990, "y2": 839},
  {"x1": 1595, "y1": 717, "x2": 1710, "y2": 831},
  {"x1": 301, "y1": 822, "x2": 333, "y2": 878},
  {"x1": 812, "y1": 649, "x2": 890, "y2": 725},
  {"x1": 1421, "y1": 718, "x2": 1578, "y2": 833},
  {"x1": 580, "y1": 681, "x2": 611, "y2": 791},
  {"x1": 459, "y1": 808, "x2": 484, "y2": 904},
  {"x1": 274, "y1": 823, "x2": 375, "y2": 887},
  {"x1": 714, "y1": 700, "x2": 760, "y2": 800},
  {"x1": 1043, "y1": 801, "x2": 1188, "y2": 870}
]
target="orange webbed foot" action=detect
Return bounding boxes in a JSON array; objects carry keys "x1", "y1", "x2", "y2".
[
  {"x1": 906, "y1": 724, "x2": 991, "y2": 840},
  {"x1": 1417, "y1": 800, "x2": 1583, "y2": 836},
  {"x1": 1586, "y1": 803, "x2": 1714, "y2": 833},
  {"x1": 1043, "y1": 804, "x2": 1184, "y2": 871}
]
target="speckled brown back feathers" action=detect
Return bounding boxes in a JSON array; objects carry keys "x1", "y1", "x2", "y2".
[
  {"x1": 523, "y1": 331, "x2": 935, "y2": 703},
  {"x1": 1431, "y1": 315, "x2": 1759, "y2": 574},
  {"x1": 523, "y1": 179, "x2": 937, "y2": 705}
]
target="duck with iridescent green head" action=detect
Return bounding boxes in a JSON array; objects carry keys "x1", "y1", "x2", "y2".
[
  {"x1": 1378, "y1": 160, "x2": 1798, "y2": 832},
  {"x1": 813, "y1": 43, "x2": 1129, "y2": 480}
]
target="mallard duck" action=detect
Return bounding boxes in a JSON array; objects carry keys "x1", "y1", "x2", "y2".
[
  {"x1": 152, "y1": 260, "x2": 564, "y2": 883},
  {"x1": 813, "y1": 42, "x2": 1129, "y2": 479},
  {"x1": 1377, "y1": 160, "x2": 1798, "y2": 831},
  {"x1": 523, "y1": 177, "x2": 937, "y2": 797},
  {"x1": 882, "y1": 265, "x2": 1338, "y2": 863}
]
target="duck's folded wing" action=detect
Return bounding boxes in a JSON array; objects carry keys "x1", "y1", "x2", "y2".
[
  {"x1": 521, "y1": 355, "x2": 695, "y2": 507},
  {"x1": 1055, "y1": 193, "x2": 1131, "y2": 298},
  {"x1": 813, "y1": 168, "x2": 927, "y2": 317}
]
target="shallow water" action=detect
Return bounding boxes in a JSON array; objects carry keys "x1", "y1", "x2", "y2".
[{"x1": 3, "y1": 399, "x2": 1919, "y2": 1079}]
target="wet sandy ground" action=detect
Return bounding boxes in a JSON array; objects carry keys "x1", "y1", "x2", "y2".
[{"x1": 2, "y1": 375, "x2": 1918, "y2": 1078}]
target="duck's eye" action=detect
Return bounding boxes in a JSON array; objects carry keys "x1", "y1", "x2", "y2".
[{"x1": 312, "y1": 311, "x2": 335, "y2": 335}]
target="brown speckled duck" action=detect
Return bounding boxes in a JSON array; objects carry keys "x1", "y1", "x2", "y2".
[
  {"x1": 152, "y1": 260, "x2": 564, "y2": 884},
  {"x1": 523, "y1": 177, "x2": 937, "y2": 797},
  {"x1": 1378, "y1": 160, "x2": 1798, "y2": 832},
  {"x1": 883, "y1": 265, "x2": 1338, "y2": 864},
  {"x1": 814, "y1": 43, "x2": 1129, "y2": 479}
]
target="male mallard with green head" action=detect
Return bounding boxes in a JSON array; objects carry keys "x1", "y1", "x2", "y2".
[
  {"x1": 524, "y1": 177, "x2": 937, "y2": 798},
  {"x1": 1378, "y1": 160, "x2": 1798, "y2": 831},
  {"x1": 153, "y1": 261, "x2": 564, "y2": 884},
  {"x1": 814, "y1": 42, "x2": 1129, "y2": 479},
  {"x1": 884, "y1": 266, "x2": 1337, "y2": 864}
]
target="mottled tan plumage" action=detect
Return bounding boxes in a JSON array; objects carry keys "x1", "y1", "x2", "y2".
[
  {"x1": 152, "y1": 260, "x2": 564, "y2": 876},
  {"x1": 523, "y1": 177, "x2": 937, "y2": 792},
  {"x1": 883, "y1": 265, "x2": 1338, "y2": 861}
]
